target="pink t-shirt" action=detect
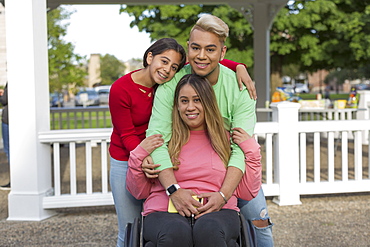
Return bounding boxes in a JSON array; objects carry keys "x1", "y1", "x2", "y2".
[
  {"x1": 127, "y1": 130, "x2": 262, "y2": 215},
  {"x1": 128, "y1": 130, "x2": 263, "y2": 216}
]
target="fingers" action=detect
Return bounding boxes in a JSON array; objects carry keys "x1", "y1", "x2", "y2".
[
  {"x1": 142, "y1": 166, "x2": 160, "y2": 178},
  {"x1": 142, "y1": 156, "x2": 160, "y2": 178},
  {"x1": 140, "y1": 135, "x2": 164, "y2": 153},
  {"x1": 232, "y1": 128, "x2": 252, "y2": 143},
  {"x1": 232, "y1": 127, "x2": 246, "y2": 134},
  {"x1": 170, "y1": 189, "x2": 201, "y2": 217},
  {"x1": 247, "y1": 85, "x2": 257, "y2": 100},
  {"x1": 179, "y1": 206, "x2": 199, "y2": 217},
  {"x1": 195, "y1": 192, "x2": 224, "y2": 219},
  {"x1": 243, "y1": 79, "x2": 257, "y2": 100},
  {"x1": 238, "y1": 79, "x2": 243, "y2": 91}
]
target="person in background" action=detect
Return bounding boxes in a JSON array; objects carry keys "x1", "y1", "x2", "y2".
[
  {"x1": 127, "y1": 74, "x2": 262, "y2": 246},
  {"x1": 109, "y1": 37, "x2": 255, "y2": 246},
  {"x1": 144, "y1": 14, "x2": 274, "y2": 246},
  {"x1": 0, "y1": 83, "x2": 10, "y2": 190}
]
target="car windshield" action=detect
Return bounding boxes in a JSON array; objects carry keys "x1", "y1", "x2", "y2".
[
  {"x1": 78, "y1": 90, "x2": 97, "y2": 96},
  {"x1": 98, "y1": 89, "x2": 109, "y2": 94}
]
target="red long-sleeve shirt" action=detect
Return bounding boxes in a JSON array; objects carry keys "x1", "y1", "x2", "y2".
[{"x1": 109, "y1": 70, "x2": 154, "y2": 161}]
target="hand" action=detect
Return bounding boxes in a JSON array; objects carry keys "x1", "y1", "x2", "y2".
[
  {"x1": 195, "y1": 192, "x2": 225, "y2": 219},
  {"x1": 231, "y1": 127, "x2": 253, "y2": 145},
  {"x1": 139, "y1": 134, "x2": 164, "y2": 154},
  {"x1": 0, "y1": 89, "x2": 4, "y2": 96},
  {"x1": 170, "y1": 189, "x2": 202, "y2": 217},
  {"x1": 236, "y1": 64, "x2": 257, "y2": 100},
  {"x1": 141, "y1": 156, "x2": 160, "y2": 178}
]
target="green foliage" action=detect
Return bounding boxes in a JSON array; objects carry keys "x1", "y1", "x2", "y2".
[
  {"x1": 273, "y1": 0, "x2": 370, "y2": 73},
  {"x1": 48, "y1": 7, "x2": 87, "y2": 93},
  {"x1": 99, "y1": 54, "x2": 126, "y2": 85},
  {"x1": 120, "y1": 4, "x2": 253, "y2": 66},
  {"x1": 121, "y1": 1, "x2": 370, "y2": 83}
]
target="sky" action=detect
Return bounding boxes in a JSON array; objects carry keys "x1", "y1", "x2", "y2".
[{"x1": 63, "y1": 4, "x2": 152, "y2": 62}]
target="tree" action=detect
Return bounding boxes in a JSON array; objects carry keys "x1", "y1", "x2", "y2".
[
  {"x1": 99, "y1": 54, "x2": 125, "y2": 85},
  {"x1": 272, "y1": 0, "x2": 370, "y2": 73},
  {"x1": 47, "y1": 7, "x2": 87, "y2": 95},
  {"x1": 121, "y1": 1, "x2": 370, "y2": 85},
  {"x1": 120, "y1": 5, "x2": 254, "y2": 67}
]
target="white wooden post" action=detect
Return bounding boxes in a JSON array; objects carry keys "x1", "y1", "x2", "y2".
[
  {"x1": 5, "y1": 0, "x2": 56, "y2": 220},
  {"x1": 357, "y1": 90, "x2": 370, "y2": 144},
  {"x1": 271, "y1": 102, "x2": 302, "y2": 206}
]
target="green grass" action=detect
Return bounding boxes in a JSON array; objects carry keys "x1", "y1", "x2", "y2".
[
  {"x1": 298, "y1": 93, "x2": 349, "y2": 100},
  {"x1": 50, "y1": 111, "x2": 112, "y2": 130}
]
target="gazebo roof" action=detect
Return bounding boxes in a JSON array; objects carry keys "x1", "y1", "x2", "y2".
[{"x1": 44, "y1": 0, "x2": 288, "y2": 11}]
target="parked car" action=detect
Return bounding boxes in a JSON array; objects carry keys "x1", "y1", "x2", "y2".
[
  {"x1": 50, "y1": 93, "x2": 64, "y2": 107},
  {"x1": 75, "y1": 89, "x2": 100, "y2": 106},
  {"x1": 294, "y1": 83, "x2": 309, "y2": 93},
  {"x1": 354, "y1": 84, "x2": 370, "y2": 90},
  {"x1": 94, "y1": 86, "x2": 111, "y2": 105},
  {"x1": 282, "y1": 83, "x2": 309, "y2": 94}
]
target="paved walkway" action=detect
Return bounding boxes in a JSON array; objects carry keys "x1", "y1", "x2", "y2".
[{"x1": 1, "y1": 152, "x2": 370, "y2": 246}]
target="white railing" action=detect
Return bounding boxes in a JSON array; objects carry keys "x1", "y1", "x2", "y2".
[
  {"x1": 257, "y1": 107, "x2": 363, "y2": 122},
  {"x1": 38, "y1": 129, "x2": 112, "y2": 208},
  {"x1": 50, "y1": 106, "x2": 363, "y2": 130},
  {"x1": 38, "y1": 102, "x2": 370, "y2": 208}
]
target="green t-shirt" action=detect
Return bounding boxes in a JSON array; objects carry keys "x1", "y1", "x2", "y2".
[{"x1": 146, "y1": 64, "x2": 256, "y2": 172}]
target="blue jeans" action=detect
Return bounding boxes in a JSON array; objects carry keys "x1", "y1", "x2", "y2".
[
  {"x1": 238, "y1": 188, "x2": 274, "y2": 247},
  {"x1": 2, "y1": 122, "x2": 9, "y2": 163},
  {"x1": 110, "y1": 157, "x2": 143, "y2": 247}
]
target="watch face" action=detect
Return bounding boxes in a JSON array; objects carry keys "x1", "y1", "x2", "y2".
[{"x1": 167, "y1": 185, "x2": 177, "y2": 195}]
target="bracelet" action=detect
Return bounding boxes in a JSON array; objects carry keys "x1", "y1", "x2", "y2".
[{"x1": 218, "y1": 191, "x2": 228, "y2": 204}]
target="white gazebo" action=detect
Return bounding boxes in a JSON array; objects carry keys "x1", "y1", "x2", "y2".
[{"x1": 4, "y1": 0, "x2": 288, "y2": 221}]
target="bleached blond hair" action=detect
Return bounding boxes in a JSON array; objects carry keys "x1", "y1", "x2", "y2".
[{"x1": 190, "y1": 14, "x2": 229, "y2": 45}]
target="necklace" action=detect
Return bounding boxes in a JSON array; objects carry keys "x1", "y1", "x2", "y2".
[{"x1": 139, "y1": 88, "x2": 152, "y2": 97}]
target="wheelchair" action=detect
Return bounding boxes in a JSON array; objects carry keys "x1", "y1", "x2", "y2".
[{"x1": 124, "y1": 213, "x2": 257, "y2": 247}]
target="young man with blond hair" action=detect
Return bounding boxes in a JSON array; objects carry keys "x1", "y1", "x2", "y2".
[{"x1": 146, "y1": 14, "x2": 274, "y2": 246}]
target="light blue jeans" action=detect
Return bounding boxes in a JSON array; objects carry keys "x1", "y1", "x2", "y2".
[
  {"x1": 110, "y1": 157, "x2": 143, "y2": 247},
  {"x1": 238, "y1": 188, "x2": 274, "y2": 247}
]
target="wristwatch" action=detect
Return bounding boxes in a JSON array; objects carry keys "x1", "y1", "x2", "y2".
[{"x1": 166, "y1": 184, "x2": 180, "y2": 196}]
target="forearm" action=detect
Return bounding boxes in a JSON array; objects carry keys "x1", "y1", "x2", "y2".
[
  {"x1": 127, "y1": 146, "x2": 151, "y2": 199},
  {"x1": 158, "y1": 168, "x2": 178, "y2": 189},
  {"x1": 220, "y1": 166, "x2": 243, "y2": 200},
  {"x1": 220, "y1": 59, "x2": 247, "y2": 71},
  {"x1": 146, "y1": 81, "x2": 177, "y2": 170}
]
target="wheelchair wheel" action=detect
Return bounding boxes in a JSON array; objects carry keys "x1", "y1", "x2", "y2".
[
  {"x1": 124, "y1": 217, "x2": 141, "y2": 247},
  {"x1": 238, "y1": 213, "x2": 257, "y2": 247}
]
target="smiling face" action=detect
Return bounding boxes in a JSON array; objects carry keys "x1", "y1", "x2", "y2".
[
  {"x1": 177, "y1": 84, "x2": 205, "y2": 131},
  {"x1": 187, "y1": 28, "x2": 227, "y2": 85},
  {"x1": 146, "y1": 49, "x2": 182, "y2": 85}
]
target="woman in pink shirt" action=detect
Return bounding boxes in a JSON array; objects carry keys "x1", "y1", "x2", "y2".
[{"x1": 127, "y1": 74, "x2": 261, "y2": 246}]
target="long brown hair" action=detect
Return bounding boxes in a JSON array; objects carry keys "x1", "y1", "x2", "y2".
[
  {"x1": 142, "y1": 38, "x2": 186, "y2": 70},
  {"x1": 168, "y1": 74, "x2": 231, "y2": 169}
]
